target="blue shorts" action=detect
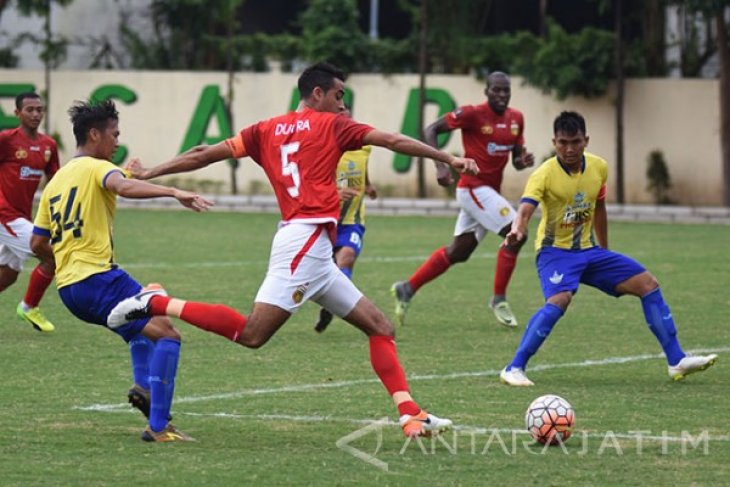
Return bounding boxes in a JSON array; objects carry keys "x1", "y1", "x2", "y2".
[
  {"x1": 335, "y1": 224, "x2": 365, "y2": 256},
  {"x1": 536, "y1": 246, "x2": 646, "y2": 299},
  {"x1": 58, "y1": 267, "x2": 150, "y2": 342}
]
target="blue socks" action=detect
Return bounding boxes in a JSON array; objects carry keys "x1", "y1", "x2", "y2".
[
  {"x1": 148, "y1": 337, "x2": 181, "y2": 432},
  {"x1": 509, "y1": 303, "x2": 564, "y2": 370},
  {"x1": 641, "y1": 288, "x2": 685, "y2": 365},
  {"x1": 129, "y1": 335, "x2": 154, "y2": 390}
]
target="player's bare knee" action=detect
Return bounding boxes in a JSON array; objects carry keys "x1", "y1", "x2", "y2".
[
  {"x1": 237, "y1": 333, "x2": 268, "y2": 349},
  {"x1": 548, "y1": 292, "x2": 572, "y2": 310}
]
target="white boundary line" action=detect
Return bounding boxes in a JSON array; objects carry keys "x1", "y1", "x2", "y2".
[{"x1": 77, "y1": 347, "x2": 727, "y2": 413}]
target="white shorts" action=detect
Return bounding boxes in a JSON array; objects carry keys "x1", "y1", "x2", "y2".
[
  {"x1": 454, "y1": 186, "x2": 516, "y2": 242},
  {"x1": 0, "y1": 218, "x2": 35, "y2": 272},
  {"x1": 255, "y1": 222, "x2": 363, "y2": 316}
]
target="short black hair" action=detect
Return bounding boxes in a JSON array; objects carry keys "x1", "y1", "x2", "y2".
[
  {"x1": 553, "y1": 111, "x2": 586, "y2": 136},
  {"x1": 15, "y1": 92, "x2": 41, "y2": 110},
  {"x1": 298, "y1": 62, "x2": 346, "y2": 99},
  {"x1": 68, "y1": 99, "x2": 119, "y2": 146},
  {"x1": 486, "y1": 71, "x2": 510, "y2": 89}
]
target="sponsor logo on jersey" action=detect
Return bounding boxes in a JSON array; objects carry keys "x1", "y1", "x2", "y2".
[
  {"x1": 561, "y1": 192, "x2": 592, "y2": 228},
  {"x1": 549, "y1": 271, "x2": 564, "y2": 284},
  {"x1": 15, "y1": 148, "x2": 28, "y2": 159},
  {"x1": 20, "y1": 166, "x2": 44, "y2": 179},
  {"x1": 481, "y1": 124, "x2": 493, "y2": 135},
  {"x1": 510, "y1": 120, "x2": 520, "y2": 136},
  {"x1": 486, "y1": 142, "x2": 514, "y2": 155}
]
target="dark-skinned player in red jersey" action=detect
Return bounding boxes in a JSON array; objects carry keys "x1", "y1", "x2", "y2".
[
  {"x1": 391, "y1": 72, "x2": 535, "y2": 329},
  {"x1": 0, "y1": 92, "x2": 59, "y2": 332},
  {"x1": 111, "y1": 62, "x2": 479, "y2": 438}
]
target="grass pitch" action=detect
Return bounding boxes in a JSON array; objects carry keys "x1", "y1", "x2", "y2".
[{"x1": 1, "y1": 209, "x2": 728, "y2": 486}]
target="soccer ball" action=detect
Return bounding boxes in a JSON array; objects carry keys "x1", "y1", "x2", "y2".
[{"x1": 525, "y1": 394, "x2": 575, "y2": 445}]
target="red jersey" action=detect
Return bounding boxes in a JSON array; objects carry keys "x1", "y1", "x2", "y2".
[
  {"x1": 445, "y1": 103, "x2": 524, "y2": 192},
  {"x1": 229, "y1": 108, "x2": 373, "y2": 222},
  {"x1": 0, "y1": 127, "x2": 59, "y2": 224}
]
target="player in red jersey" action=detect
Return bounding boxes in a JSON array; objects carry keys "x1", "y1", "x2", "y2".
[
  {"x1": 113, "y1": 62, "x2": 478, "y2": 437},
  {"x1": 0, "y1": 92, "x2": 60, "y2": 332},
  {"x1": 391, "y1": 72, "x2": 535, "y2": 329}
]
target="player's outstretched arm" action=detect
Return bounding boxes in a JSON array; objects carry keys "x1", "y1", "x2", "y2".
[
  {"x1": 105, "y1": 172, "x2": 213, "y2": 212},
  {"x1": 128, "y1": 142, "x2": 233, "y2": 180},
  {"x1": 363, "y1": 129, "x2": 477, "y2": 175},
  {"x1": 424, "y1": 117, "x2": 455, "y2": 186},
  {"x1": 505, "y1": 201, "x2": 536, "y2": 246}
]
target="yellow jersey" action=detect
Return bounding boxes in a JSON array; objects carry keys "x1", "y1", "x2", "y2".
[
  {"x1": 336, "y1": 145, "x2": 371, "y2": 225},
  {"x1": 34, "y1": 156, "x2": 124, "y2": 288},
  {"x1": 521, "y1": 152, "x2": 608, "y2": 252}
]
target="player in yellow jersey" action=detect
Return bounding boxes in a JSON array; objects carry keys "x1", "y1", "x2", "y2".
[
  {"x1": 31, "y1": 99, "x2": 213, "y2": 442},
  {"x1": 499, "y1": 111, "x2": 717, "y2": 386},
  {"x1": 314, "y1": 109, "x2": 377, "y2": 332}
]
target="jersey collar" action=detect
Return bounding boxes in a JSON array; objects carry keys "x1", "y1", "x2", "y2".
[{"x1": 556, "y1": 155, "x2": 586, "y2": 175}]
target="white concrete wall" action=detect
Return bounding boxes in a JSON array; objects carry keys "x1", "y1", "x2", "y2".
[{"x1": 0, "y1": 69, "x2": 722, "y2": 205}]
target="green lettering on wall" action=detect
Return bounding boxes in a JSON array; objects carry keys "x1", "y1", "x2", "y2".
[
  {"x1": 0, "y1": 83, "x2": 36, "y2": 130},
  {"x1": 393, "y1": 88, "x2": 456, "y2": 173},
  {"x1": 181, "y1": 85, "x2": 233, "y2": 153},
  {"x1": 90, "y1": 85, "x2": 138, "y2": 165},
  {"x1": 287, "y1": 87, "x2": 354, "y2": 112}
]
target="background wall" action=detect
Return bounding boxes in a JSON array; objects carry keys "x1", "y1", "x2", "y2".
[{"x1": 0, "y1": 70, "x2": 721, "y2": 205}]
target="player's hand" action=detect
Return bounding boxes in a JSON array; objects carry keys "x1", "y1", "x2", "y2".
[
  {"x1": 124, "y1": 157, "x2": 150, "y2": 180},
  {"x1": 449, "y1": 156, "x2": 478, "y2": 176},
  {"x1": 338, "y1": 187, "x2": 359, "y2": 201},
  {"x1": 505, "y1": 224, "x2": 525, "y2": 247},
  {"x1": 435, "y1": 162, "x2": 453, "y2": 187},
  {"x1": 365, "y1": 184, "x2": 378, "y2": 200},
  {"x1": 173, "y1": 189, "x2": 214, "y2": 212},
  {"x1": 522, "y1": 148, "x2": 535, "y2": 168}
]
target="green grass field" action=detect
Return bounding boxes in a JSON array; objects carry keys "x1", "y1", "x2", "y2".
[{"x1": 1, "y1": 209, "x2": 728, "y2": 486}]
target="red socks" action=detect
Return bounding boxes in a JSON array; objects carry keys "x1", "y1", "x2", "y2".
[
  {"x1": 23, "y1": 265, "x2": 54, "y2": 307},
  {"x1": 408, "y1": 247, "x2": 451, "y2": 292},
  {"x1": 149, "y1": 296, "x2": 247, "y2": 342},
  {"x1": 494, "y1": 245, "x2": 518, "y2": 297},
  {"x1": 369, "y1": 335, "x2": 410, "y2": 396}
]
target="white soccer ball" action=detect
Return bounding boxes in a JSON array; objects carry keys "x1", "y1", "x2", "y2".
[{"x1": 525, "y1": 394, "x2": 575, "y2": 445}]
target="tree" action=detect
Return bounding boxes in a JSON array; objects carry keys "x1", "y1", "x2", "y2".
[
  {"x1": 13, "y1": 0, "x2": 75, "y2": 132},
  {"x1": 298, "y1": 0, "x2": 367, "y2": 73}
]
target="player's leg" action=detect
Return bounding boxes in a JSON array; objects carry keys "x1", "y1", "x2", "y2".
[
  {"x1": 58, "y1": 268, "x2": 192, "y2": 441},
  {"x1": 18, "y1": 259, "x2": 56, "y2": 331},
  {"x1": 391, "y1": 205, "x2": 480, "y2": 326},
  {"x1": 0, "y1": 264, "x2": 19, "y2": 291},
  {"x1": 491, "y1": 221, "x2": 527, "y2": 328},
  {"x1": 501, "y1": 248, "x2": 583, "y2": 386},
  {"x1": 462, "y1": 186, "x2": 523, "y2": 327},
  {"x1": 611, "y1": 266, "x2": 717, "y2": 380},
  {"x1": 137, "y1": 316, "x2": 193, "y2": 441},
  {"x1": 316, "y1": 224, "x2": 363, "y2": 333},
  {"x1": 318, "y1": 274, "x2": 452, "y2": 437},
  {"x1": 2, "y1": 219, "x2": 56, "y2": 332}
]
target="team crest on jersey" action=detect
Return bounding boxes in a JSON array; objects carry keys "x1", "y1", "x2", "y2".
[
  {"x1": 499, "y1": 207, "x2": 510, "y2": 217},
  {"x1": 292, "y1": 283, "x2": 310, "y2": 304},
  {"x1": 44, "y1": 148, "x2": 52, "y2": 162},
  {"x1": 510, "y1": 120, "x2": 520, "y2": 136},
  {"x1": 15, "y1": 148, "x2": 28, "y2": 159},
  {"x1": 481, "y1": 125, "x2": 493, "y2": 135}
]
